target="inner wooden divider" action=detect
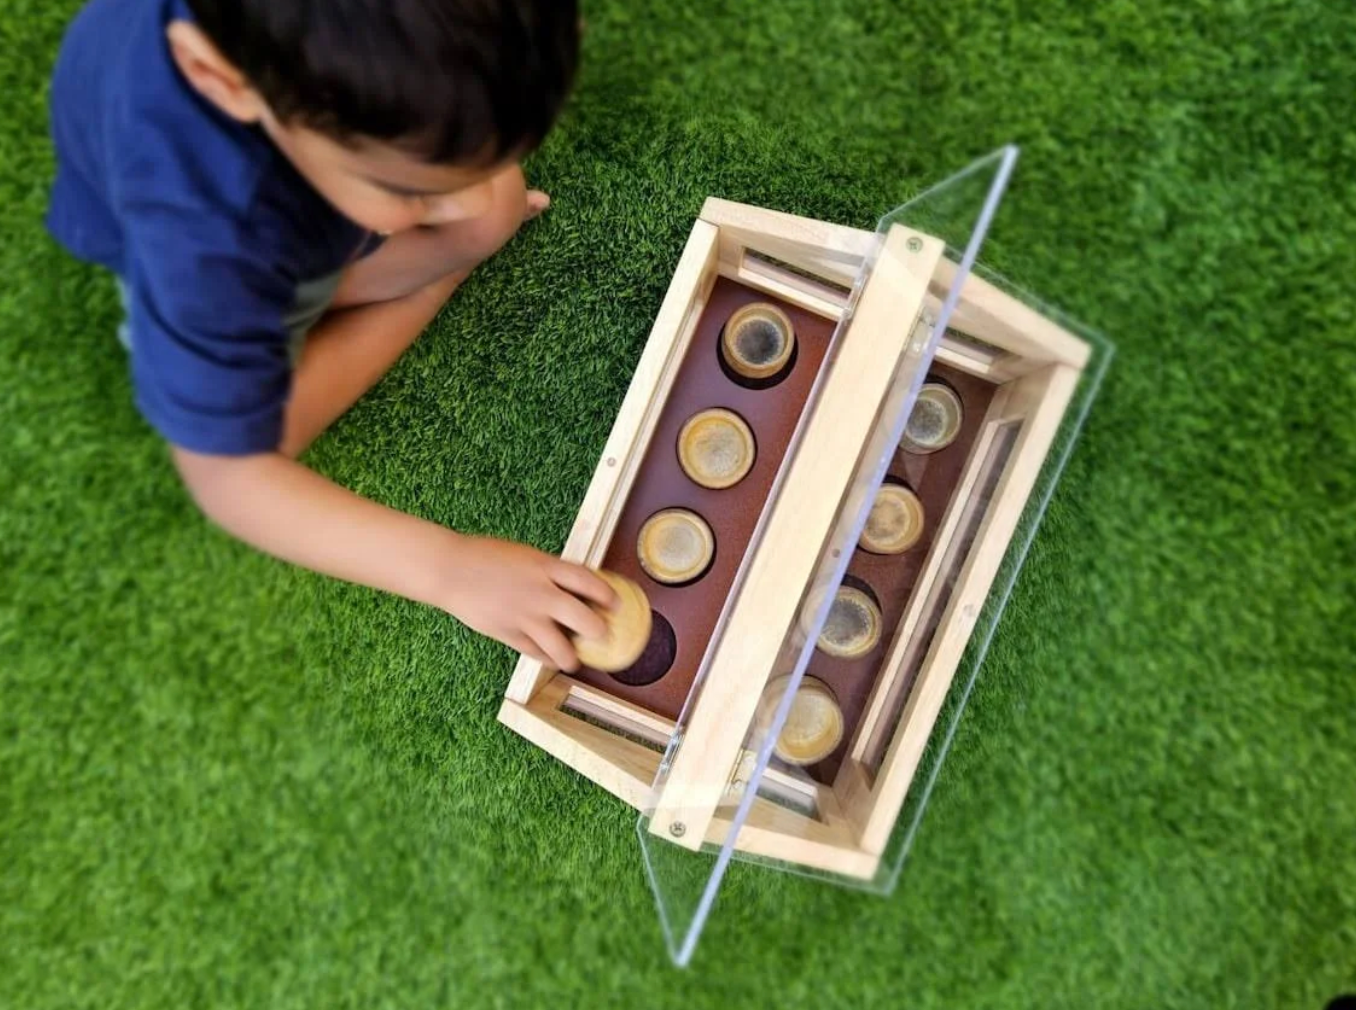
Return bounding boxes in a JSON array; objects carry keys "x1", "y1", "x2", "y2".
[{"x1": 569, "y1": 278, "x2": 838, "y2": 716}]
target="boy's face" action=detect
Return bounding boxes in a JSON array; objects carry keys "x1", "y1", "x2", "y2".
[
  {"x1": 263, "y1": 116, "x2": 510, "y2": 236},
  {"x1": 166, "y1": 20, "x2": 511, "y2": 237}
]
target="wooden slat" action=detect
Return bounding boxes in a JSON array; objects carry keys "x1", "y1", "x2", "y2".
[
  {"x1": 720, "y1": 258, "x2": 849, "y2": 322},
  {"x1": 498, "y1": 680, "x2": 663, "y2": 810},
  {"x1": 502, "y1": 677, "x2": 878, "y2": 876},
  {"x1": 560, "y1": 679, "x2": 675, "y2": 748},
  {"x1": 697, "y1": 791, "x2": 881, "y2": 881},
  {"x1": 934, "y1": 337, "x2": 1009, "y2": 382},
  {"x1": 645, "y1": 225, "x2": 943, "y2": 850},
  {"x1": 702, "y1": 198, "x2": 877, "y2": 290}
]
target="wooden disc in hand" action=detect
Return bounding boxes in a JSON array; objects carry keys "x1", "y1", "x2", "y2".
[{"x1": 572, "y1": 571, "x2": 652, "y2": 672}]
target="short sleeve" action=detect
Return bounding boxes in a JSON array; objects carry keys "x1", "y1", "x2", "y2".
[{"x1": 121, "y1": 201, "x2": 298, "y2": 456}]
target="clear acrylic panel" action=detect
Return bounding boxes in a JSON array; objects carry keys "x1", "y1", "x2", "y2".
[
  {"x1": 637, "y1": 147, "x2": 1024, "y2": 966},
  {"x1": 720, "y1": 273, "x2": 1112, "y2": 894}
]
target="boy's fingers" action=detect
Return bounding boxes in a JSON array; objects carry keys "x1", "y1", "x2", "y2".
[
  {"x1": 529, "y1": 620, "x2": 578, "y2": 673},
  {"x1": 525, "y1": 189, "x2": 551, "y2": 220},
  {"x1": 551, "y1": 593, "x2": 608, "y2": 642},
  {"x1": 550, "y1": 562, "x2": 617, "y2": 609},
  {"x1": 506, "y1": 634, "x2": 550, "y2": 667}
]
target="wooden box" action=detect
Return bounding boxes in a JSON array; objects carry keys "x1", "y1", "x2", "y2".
[{"x1": 498, "y1": 195, "x2": 1095, "y2": 882}]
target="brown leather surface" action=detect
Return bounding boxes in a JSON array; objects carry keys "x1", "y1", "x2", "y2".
[{"x1": 573, "y1": 278, "x2": 834, "y2": 715}]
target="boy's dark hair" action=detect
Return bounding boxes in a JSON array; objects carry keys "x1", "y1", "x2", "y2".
[{"x1": 186, "y1": 0, "x2": 580, "y2": 164}]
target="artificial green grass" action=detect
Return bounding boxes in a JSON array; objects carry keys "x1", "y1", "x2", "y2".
[{"x1": 3, "y1": 0, "x2": 1355, "y2": 1005}]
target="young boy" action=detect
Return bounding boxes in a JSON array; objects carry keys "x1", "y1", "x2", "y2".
[{"x1": 46, "y1": 0, "x2": 615, "y2": 670}]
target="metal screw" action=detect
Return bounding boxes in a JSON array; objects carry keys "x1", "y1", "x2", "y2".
[
  {"x1": 906, "y1": 237, "x2": 923, "y2": 253},
  {"x1": 669, "y1": 822, "x2": 687, "y2": 838},
  {"x1": 606, "y1": 457, "x2": 617, "y2": 467}
]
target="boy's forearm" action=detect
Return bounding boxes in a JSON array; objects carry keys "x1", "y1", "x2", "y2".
[{"x1": 173, "y1": 447, "x2": 458, "y2": 609}]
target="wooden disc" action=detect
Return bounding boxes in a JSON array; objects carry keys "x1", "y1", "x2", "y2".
[
  {"x1": 678, "y1": 408, "x2": 756, "y2": 489},
  {"x1": 859, "y1": 483, "x2": 925, "y2": 555},
  {"x1": 817, "y1": 585, "x2": 882, "y2": 659},
  {"x1": 637, "y1": 509, "x2": 715, "y2": 585},
  {"x1": 901, "y1": 383, "x2": 963, "y2": 454},
  {"x1": 722, "y1": 302, "x2": 796, "y2": 380},
  {"x1": 572, "y1": 571, "x2": 653, "y2": 673},
  {"x1": 760, "y1": 676, "x2": 845, "y2": 766}
]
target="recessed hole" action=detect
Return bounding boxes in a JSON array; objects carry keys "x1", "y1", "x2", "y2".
[
  {"x1": 719, "y1": 336, "x2": 799, "y2": 391},
  {"x1": 719, "y1": 302, "x2": 798, "y2": 390},
  {"x1": 611, "y1": 612, "x2": 677, "y2": 687}
]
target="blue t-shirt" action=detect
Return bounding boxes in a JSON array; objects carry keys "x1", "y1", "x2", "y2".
[{"x1": 46, "y1": 0, "x2": 374, "y2": 455}]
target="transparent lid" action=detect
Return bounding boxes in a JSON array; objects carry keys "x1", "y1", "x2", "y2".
[{"x1": 637, "y1": 147, "x2": 1023, "y2": 966}]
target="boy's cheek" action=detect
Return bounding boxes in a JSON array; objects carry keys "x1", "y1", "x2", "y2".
[
  {"x1": 341, "y1": 196, "x2": 422, "y2": 236},
  {"x1": 423, "y1": 183, "x2": 495, "y2": 226}
]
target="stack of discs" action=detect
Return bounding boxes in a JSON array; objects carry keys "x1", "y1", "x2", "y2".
[
  {"x1": 678, "y1": 408, "x2": 756, "y2": 489},
  {"x1": 817, "y1": 585, "x2": 882, "y2": 659},
  {"x1": 571, "y1": 570, "x2": 653, "y2": 673},
  {"x1": 859, "y1": 483, "x2": 925, "y2": 555},
  {"x1": 758, "y1": 676, "x2": 845, "y2": 766},
  {"x1": 637, "y1": 508, "x2": 715, "y2": 585},
  {"x1": 902, "y1": 383, "x2": 963, "y2": 454},
  {"x1": 722, "y1": 302, "x2": 796, "y2": 381}
]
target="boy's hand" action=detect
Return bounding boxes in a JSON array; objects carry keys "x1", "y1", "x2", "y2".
[
  {"x1": 437, "y1": 534, "x2": 617, "y2": 671},
  {"x1": 172, "y1": 450, "x2": 618, "y2": 672}
]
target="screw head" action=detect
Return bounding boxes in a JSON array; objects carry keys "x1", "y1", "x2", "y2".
[
  {"x1": 606, "y1": 457, "x2": 617, "y2": 467},
  {"x1": 906, "y1": 236, "x2": 923, "y2": 253},
  {"x1": 669, "y1": 821, "x2": 687, "y2": 838}
]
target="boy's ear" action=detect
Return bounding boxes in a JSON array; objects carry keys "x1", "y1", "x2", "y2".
[{"x1": 166, "y1": 21, "x2": 269, "y2": 124}]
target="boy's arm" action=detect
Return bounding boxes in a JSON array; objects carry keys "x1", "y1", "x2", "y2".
[
  {"x1": 173, "y1": 448, "x2": 613, "y2": 670},
  {"x1": 278, "y1": 271, "x2": 465, "y2": 459}
]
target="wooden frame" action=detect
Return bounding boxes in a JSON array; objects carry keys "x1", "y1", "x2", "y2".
[{"x1": 498, "y1": 199, "x2": 1095, "y2": 880}]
